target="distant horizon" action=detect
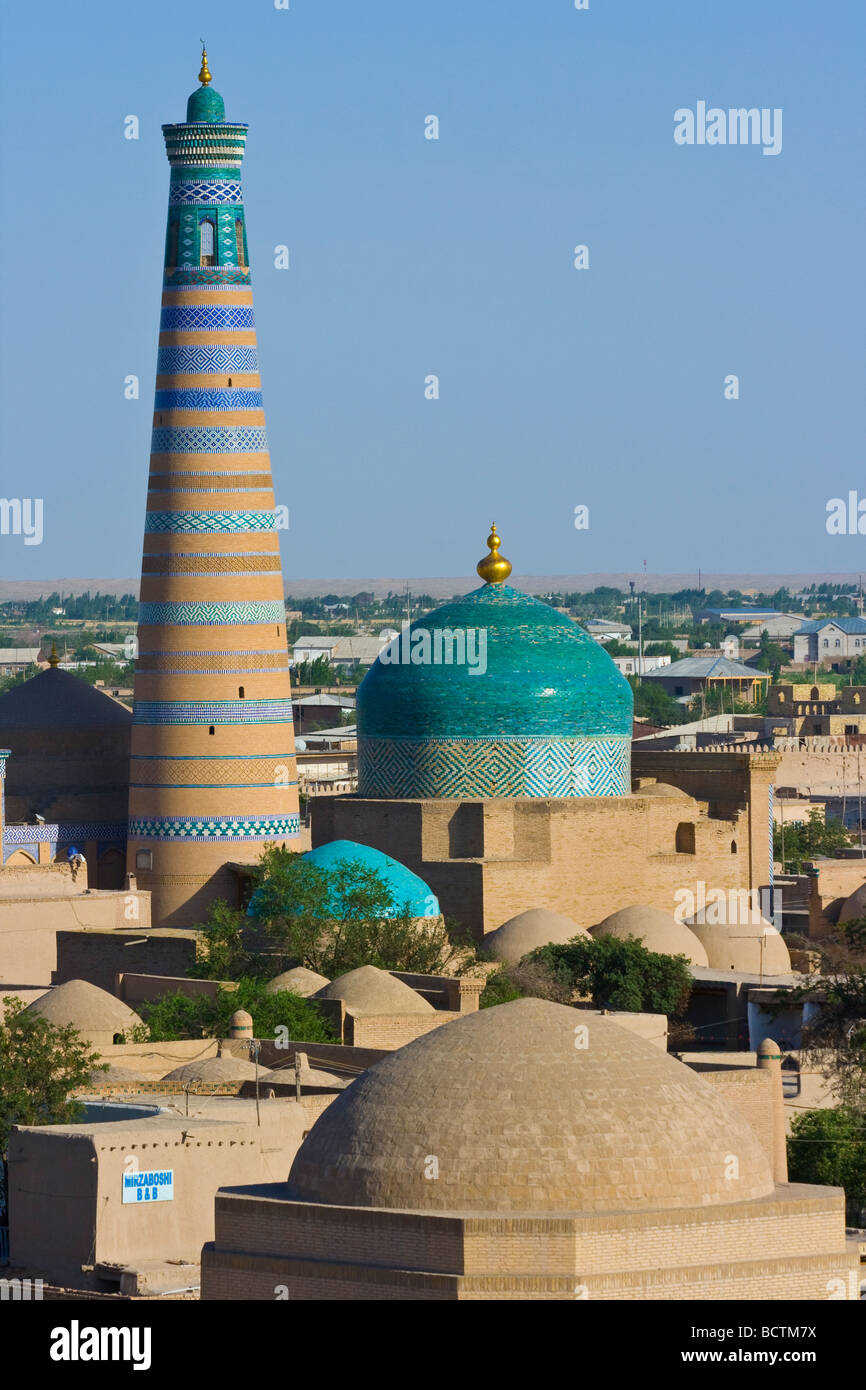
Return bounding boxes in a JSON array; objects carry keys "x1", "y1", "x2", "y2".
[{"x1": 0, "y1": 570, "x2": 863, "y2": 606}]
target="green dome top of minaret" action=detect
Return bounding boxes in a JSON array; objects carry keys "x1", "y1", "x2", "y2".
[{"x1": 186, "y1": 46, "x2": 225, "y2": 123}]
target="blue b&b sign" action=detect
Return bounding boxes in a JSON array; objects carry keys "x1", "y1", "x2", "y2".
[{"x1": 122, "y1": 1169, "x2": 174, "y2": 1204}]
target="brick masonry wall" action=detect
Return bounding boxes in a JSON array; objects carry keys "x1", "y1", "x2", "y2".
[{"x1": 55, "y1": 929, "x2": 197, "y2": 993}]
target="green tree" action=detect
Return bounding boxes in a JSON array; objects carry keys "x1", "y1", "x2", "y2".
[
  {"x1": 787, "y1": 1106, "x2": 866, "y2": 1224},
  {"x1": 754, "y1": 631, "x2": 786, "y2": 679},
  {"x1": 187, "y1": 899, "x2": 260, "y2": 981},
  {"x1": 0, "y1": 996, "x2": 103, "y2": 1213},
  {"x1": 630, "y1": 676, "x2": 689, "y2": 726},
  {"x1": 773, "y1": 810, "x2": 851, "y2": 872},
  {"x1": 133, "y1": 978, "x2": 337, "y2": 1044},
  {"x1": 291, "y1": 655, "x2": 334, "y2": 687},
  {"x1": 480, "y1": 935, "x2": 693, "y2": 1017},
  {"x1": 765, "y1": 919, "x2": 866, "y2": 1115},
  {"x1": 246, "y1": 846, "x2": 466, "y2": 976}
]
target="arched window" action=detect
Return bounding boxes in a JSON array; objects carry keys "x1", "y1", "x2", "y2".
[
  {"x1": 810, "y1": 687, "x2": 819, "y2": 700},
  {"x1": 200, "y1": 218, "x2": 216, "y2": 266},
  {"x1": 675, "y1": 823, "x2": 696, "y2": 854},
  {"x1": 238, "y1": 686, "x2": 245, "y2": 699},
  {"x1": 235, "y1": 217, "x2": 246, "y2": 267},
  {"x1": 731, "y1": 840, "x2": 737, "y2": 854}
]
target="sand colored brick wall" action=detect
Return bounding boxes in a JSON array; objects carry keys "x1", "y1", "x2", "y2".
[
  {"x1": 94, "y1": 1037, "x2": 221, "y2": 1076},
  {"x1": 774, "y1": 748, "x2": 864, "y2": 797},
  {"x1": 0, "y1": 893, "x2": 151, "y2": 990},
  {"x1": 202, "y1": 1184, "x2": 855, "y2": 1301},
  {"x1": 807, "y1": 859, "x2": 866, "y2": 937},
  {"x1": 345, "y1": 1010, "x2": 456, "y2": 1048},
  {"x1": 314, "y1": 790, "x2": 757, "y2": 937},
  {"x1": 693, "y1": 1068, "x2": 775, "y2": 1176},
  {"x1": 8, "y1": 1108, "x2": 309, "y2": 1289},
  {"x1": 54, "y1": 929, "x2": 194, "y2": 994},
  {"x1": 116, "y1": 970, "x2": 233, "y2": 1007}
]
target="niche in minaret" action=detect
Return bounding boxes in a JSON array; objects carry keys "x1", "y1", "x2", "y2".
[{"x1": 199, "y1": 217, "x2": 216, "y2": 266}]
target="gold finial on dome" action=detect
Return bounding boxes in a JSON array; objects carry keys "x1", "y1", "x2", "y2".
[
  {"x1": 48, "y1": 642, "x2": 60, "y2": 668},
  {"x1": 476, "y1": 522, "x2": 512, "y2": 585},
  {"x1": 198, "y1": 43, "x2": 212, "y2": 86}
]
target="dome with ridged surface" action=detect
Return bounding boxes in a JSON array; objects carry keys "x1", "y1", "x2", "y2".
[
  {"x1": 286, "y1": 999, "x2": 774, "y2": 1213},
  {"x1": 484, "y1": 907, "x2": 588, "y2": 963},
  {"x1": 592, "y1": 905, "x2": 709, "y2": 968}
]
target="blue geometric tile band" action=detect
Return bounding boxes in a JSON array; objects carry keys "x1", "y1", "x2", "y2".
[
  {"x1": 144, "y1": 510, "x2": 277, "y2": 533},
  {"x1": 358, "y1": 736, "x2": 631, "y2": 799},
  {"x1": 3, "y1": 821, "x2": 127, "y2": 846},
  {"x1": 129, "y1": 814, "x2": 300, "y2": 842},
  {"x1": 137, "y1": 601, "x2": 287, "y2": 626},
  {"x1": 154, "y1": 389, "x2": 263, "y2": 410},
  {"x1": 151, "y1": 426, "x2": 268, "y2": 453},
  {"x1": 169, "y1": 180, "x2": 244, "y2": 204},
  {"x1": 164, "y1": 269, "x2": 251, "y2": 287},
  {"x1": 157, "y1": 346, "x2": 258, "y2": 374},
  {"x1": 160, "y1": 305, "x2": 255, "y2": 331},
  {"x1": 133, "y1": 699, "x2": 294, "y2": 724}
]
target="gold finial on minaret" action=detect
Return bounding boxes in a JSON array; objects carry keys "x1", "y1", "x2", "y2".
[
  {"x1": 198, "y1": 43, "x2": 212, "y2": 86},
  {"x1": 476, "y1": 522, "x2": 512, "y2": 585},
  {"x1": 48, "y1": 642, "x2": 60, "y2": 668}
]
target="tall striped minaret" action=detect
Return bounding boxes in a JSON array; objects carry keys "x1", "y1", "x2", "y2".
[{"x1": 127, "y1": 50, "x2": 300, "y2": 927}]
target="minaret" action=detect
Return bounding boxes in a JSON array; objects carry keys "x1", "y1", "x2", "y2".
[{"x1": 127, "y1": 50, "x2": 300, "y2": 926}]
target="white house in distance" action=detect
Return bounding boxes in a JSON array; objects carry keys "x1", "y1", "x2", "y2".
[
  {"x1": 793, "y1": 618, "x2": 866, "y2": 666},
  {"x1": 740, "y1": 614, "x2": 807, "y2": 643},
  {"x1": 612, "y1": 655, "x2": 671, "y2": 677},
  {"x1": 584, "y1": 619, "x2": 633, "y2": 644},
  {"x1": 291, "y1": 634, "x2": 389, "y2": 671}
]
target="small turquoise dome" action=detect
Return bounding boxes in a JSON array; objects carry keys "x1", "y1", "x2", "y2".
[
  {"x1": 357, "y1": 582, "x2": 633, "y2": 799},
  {"x1": 186, "y1": 85, "x2": 225, "y2": 123},
  {"x1": 302, "y1": 841, "x2": 440, "y2": 918}
]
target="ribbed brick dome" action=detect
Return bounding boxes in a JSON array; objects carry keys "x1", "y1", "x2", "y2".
[
  {"x1": 484, "y1": 907, "x2": 588, "y2": 963},
  {"x1": 287, "y1": 999, "x2": 774, "y2": 1213},
  {"x1": 592, "y1": 905, "x2": 709, "y2": 968}
]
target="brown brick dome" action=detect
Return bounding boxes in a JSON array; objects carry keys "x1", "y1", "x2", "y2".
[
  {"x1": 484, "y1": 907, "x2": 588, "y2": 964},
  {"x1": 592, "y1": 904, "x2": 709, "y2": 967},
  {"x1": 686, "y1": 916, "x2": 791, "y2": 974},
  {"x1": 287, "y1": 998, "x2": 774, "y2": 1213}
]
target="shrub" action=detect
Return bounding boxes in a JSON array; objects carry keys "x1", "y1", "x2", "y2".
[
  {"x1": 787, "y1": 1106, "x2": 866, "y2": 1224},
  {"x1": 529, "y1": 934, "x2": 693, "y2": 1016},
  {"x1": 134, "y1": 978, "x2": 337, "y2": 1045}
]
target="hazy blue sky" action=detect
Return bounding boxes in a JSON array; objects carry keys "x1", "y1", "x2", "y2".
[{"x1": 1, "y1": 0, "x2": 863, "y2": 584}]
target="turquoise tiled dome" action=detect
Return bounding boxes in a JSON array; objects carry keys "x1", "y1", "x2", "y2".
[
  {"x1": 186, "y1": 85, "x2": 225, "y2": 123},
  {"x1": 357, "y1": 581, "x2": 633, "y2": 800},
  {"x1": 302, "y1": 841, "x2": 440, "y2": 918}
]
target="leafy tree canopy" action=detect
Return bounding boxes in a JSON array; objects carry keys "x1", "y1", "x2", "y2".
[
  {"x1": 787, "y1": 1105, "x2": 866, "y2": 1224},
  {"x1": 0, "y1": 996, "x2": 102, "y2": 1210},
  {"x1": 773, "y1": 810, "x2": 852, "y2": 873},
  {"x1": 481, "y1": 935, "x2": 693, "y2": 1018}
]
